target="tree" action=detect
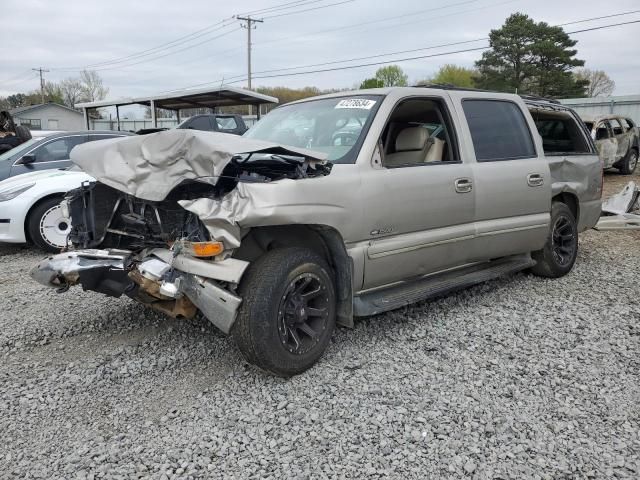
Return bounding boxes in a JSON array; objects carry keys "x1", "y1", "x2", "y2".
[
  {"x1": 5, "y1": 94, "x2": 27, "y2": 109},
  {"x1": 79, "y1": 70, "x2": 108, "y2": 103},
  {"x1": 254, "y1": 86, "x2": 323, "y2": 113},
  {"x1": 359, "y1": 77, "x2": 384, "y2": 89},
  {"x1": 420, "y1": 64, "x2": 477, "y2": 88},
  {"x1": 43, "y1": 81, "x2": 64, "y2": 104},
  {"x1": 574, "y1": 68, "x2": 615, "y2": 97},
  {"x1": 475, "y1": 13, "x2": 586, "y2": 98},
  {"x1": 60, "y1": 78, "x2": 84, "y2": 108},
  {"x1": 374, "y1": 65, "x2": 408, "y2": 87}
]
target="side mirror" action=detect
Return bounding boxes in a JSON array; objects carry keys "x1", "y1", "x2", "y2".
[{"x1": 17, "y1": 154, "x2": 36, "y2": 165}]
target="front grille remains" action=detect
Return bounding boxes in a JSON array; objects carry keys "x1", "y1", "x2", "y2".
[{"x1": 67, "y1": 181, "x2": 211, "y2": 250}]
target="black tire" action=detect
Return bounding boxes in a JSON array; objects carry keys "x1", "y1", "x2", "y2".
[
  {"x1": 619, "y1": 147, "x2": 638, "y2": 175},
  {"x1": 233, "y1": 247, "x2": 336, "y2": 377},
  {"x1": 530, "y1": 202, "x2": 578, "y2": 278},
  {"x1": 27, "y1": 196, "x2": 69, "y2": 253}
]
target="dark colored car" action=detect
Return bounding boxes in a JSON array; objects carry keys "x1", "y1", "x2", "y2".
[
  {"x1": 135, "y1": 115, "x2": 249, "y2": 136},
  {"x1": 177, "y1": 114, "x2": 248, "y2": 135},
  {"x1": 0, "y1": 131, "x2": 134, "y2": 182}
]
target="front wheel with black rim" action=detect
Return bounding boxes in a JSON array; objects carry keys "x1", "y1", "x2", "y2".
[
  {"x1": 27, "y1": 196, "x2": 70, "y2": 253},
  {"x1": 530, "y1": 202, "x2": 578, "y2": 278},
  {"x1": 233, "y1": 247, "x2": 336, "y2": 377},
  {"x1": 619, "y1": 148, "x2": 638, "y2": 175}
]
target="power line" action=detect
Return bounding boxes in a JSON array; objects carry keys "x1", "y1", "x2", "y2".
[
  {"x1": 558, "y1": 9, "x2": 640, "y2": 27},
  {"x1": 50, "y1": 1, "x2": 347, "y2": 72},
  {"x1": 52, "y1": 21, "x2": 237, "y2": 71},
  {"x1": 238, "y1": 0, "x2": 331, "y2": 17},
  {"x1": 0, "y1": 70, "x2": 37, "y2": 85},
  {"x1": 234, "y1": 9, "x2": 640, "y2": 83},
  {"x1": 255, "y1": 0, "x2": 479, "y2": 47},
  {"x1": 262, "y1": 0, "x2": 355, "y2": 19},
  {"x1": 73, "y1": 27, "x2": 242, "y2": 72},
  {"x1": 565, "y1": 18, "x2": 640, "y2": 34},
  {"x1": 225, "y1": 38, "x2": 488, "y2": 82},
  {"x1": 169, "y1": 15, "x2": 640, "y2": 91},
  {"x1": 240, "y1": 19, "x2": 640, "y2": 82}
]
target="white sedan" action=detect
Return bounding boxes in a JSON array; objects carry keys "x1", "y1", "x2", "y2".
[{"x1": 0, "y1": 169, "x2": 93, "y2": 252}]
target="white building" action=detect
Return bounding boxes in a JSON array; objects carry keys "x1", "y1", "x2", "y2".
[
  {"x1": 559, "y1": 95, "x2": 640, "y2": 124},
  {"x1": 10, "y1": 103, "x2": 85, "y2": 131}
]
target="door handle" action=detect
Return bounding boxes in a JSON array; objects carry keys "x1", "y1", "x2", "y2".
[
  {"x1": 527, "y1": 173, "x2": 544, "y2": 187},
  {"x1": 454, "y1": 178, "x2": 473, "y2": 193}
]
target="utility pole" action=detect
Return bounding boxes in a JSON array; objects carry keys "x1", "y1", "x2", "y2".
[
  {"x1": 237, "y1": 15, "x2": 263, "y2": 115},
  {"x1": 237, "y1": 15, "x2": 263, "y2": 90},
  {"x1": 32, "y1": 67, "x2": 50, "y2": 104}
]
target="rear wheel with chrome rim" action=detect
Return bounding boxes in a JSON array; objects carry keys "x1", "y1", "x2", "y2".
[
  {"x1": 234, "y1": 247, "x2": 336, "y2": 377},
  {"x1": 27, "y1": 196, "x2": 69, "y2": 253}
]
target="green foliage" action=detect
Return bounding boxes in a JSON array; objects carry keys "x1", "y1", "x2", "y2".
[
  {"x1": 359, "y1": 77, "x2": 384, "y2": 89},
  {"x1": 420, "y1": 64, "x2": 477, "y2": 88},
  {"x1": 475, "y1": 13, "x2": 586, "y2": 98},
  {"x1": 256, "y1": 86, "x2": 322, "y2": 105},
  {"x1": 374, "y1": 65, "x2": 408, "y2": 87}
]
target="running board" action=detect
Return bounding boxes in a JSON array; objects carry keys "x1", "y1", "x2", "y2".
[{"x1": 353, "y1": 254, "x2": 535, "y2": 316}]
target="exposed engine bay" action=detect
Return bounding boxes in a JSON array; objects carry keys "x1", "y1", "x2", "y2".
[{"x1": 66, "y1": 152, "x2": 332, "y2": 251}]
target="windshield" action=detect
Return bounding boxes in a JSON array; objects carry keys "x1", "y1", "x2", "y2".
[
  {"x1": 244, "y1": 95, "x2": 382, "y2": 164},
  {"x1": 0, "y1": 138, "x2": 41, "y2": 162}
]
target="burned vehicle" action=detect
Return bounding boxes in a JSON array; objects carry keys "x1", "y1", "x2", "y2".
[
  {"x1": 31, "y1": 87, "x2": 602, "y2": 376},
  {"x1": 582, "y1": 114, "x2": 639, "y2": 175}
]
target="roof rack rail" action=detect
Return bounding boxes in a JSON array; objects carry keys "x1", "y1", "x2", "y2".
[
  {"x1": 415, "y1": 83, "x2": 561, "y2": 104},
  {"x1": 519, "y1": 94, "x2": 561, "y2": 104},
  {"x1": 414, "y1": 83, "x2": 492, "y2": 93}
]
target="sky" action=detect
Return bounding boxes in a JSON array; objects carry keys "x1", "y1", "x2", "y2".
[{"x1": 1, "y1": 0, "x2": 639, "y2": 118}]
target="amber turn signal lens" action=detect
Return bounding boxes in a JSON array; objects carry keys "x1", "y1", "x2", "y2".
[{"x1": 181, "y1": 241, "x2": 224, "y2": 257}]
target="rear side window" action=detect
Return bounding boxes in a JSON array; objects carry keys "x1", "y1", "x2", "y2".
[
  {"x1": 462, "y1": 100, "x2": 536, "y2": 161},
  {"x1": 187, "y1": 116, "x2": 213, "y2": 131},
  {"x1": 216, "y1": 117, "x2": 238, "y2": 130},
  {"x1": 624, "y1": 118, "x2": 635, "y2": 129},
  {"x1": 530, "y1": 109, "x2": 590, "y2": 155}
]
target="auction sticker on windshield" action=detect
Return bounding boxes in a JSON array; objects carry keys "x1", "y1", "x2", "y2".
[{"x1": 335, "y1": 99, "x2": 377, "y2": 110}]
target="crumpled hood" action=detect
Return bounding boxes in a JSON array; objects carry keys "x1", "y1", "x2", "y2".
[{"x1": 69, "y1": 129, "x2": 328, "y2": 202}]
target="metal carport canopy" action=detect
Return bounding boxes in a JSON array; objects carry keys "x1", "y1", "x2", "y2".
[{"x1": 75, "y1": 85, "x2": 279, "y2": 129}]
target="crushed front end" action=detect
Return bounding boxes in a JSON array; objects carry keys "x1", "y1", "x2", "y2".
[{"x1": 31, "y1": 180, "x2": 249, "y2": 333}]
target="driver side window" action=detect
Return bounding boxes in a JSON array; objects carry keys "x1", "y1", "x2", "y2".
[{"x1": 381, "y1": 98, "x2": 458, "y2": 168}]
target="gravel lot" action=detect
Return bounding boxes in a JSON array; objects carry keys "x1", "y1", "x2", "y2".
[{"x1": 1, "y1": 173, "x2": 639, "y2": 479}]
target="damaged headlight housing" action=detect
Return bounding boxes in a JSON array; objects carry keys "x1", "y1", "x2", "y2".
[
  {"x1": 0, "y1": 183, "x2": 35, "y2": 202},
  {"x1": 175, "y1": 240, "x2": 225, "y2": 258}
]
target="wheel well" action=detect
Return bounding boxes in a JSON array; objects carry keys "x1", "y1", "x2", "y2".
[
  {"x1": 24, "y1": 193, "x2": 65, "y2": 242},
  {"x1": 233, "y1": 225, "x2": 354, "y2": 328},
  {"x1": 553, "y1": 192, "x2": 579, "y2": 220}
]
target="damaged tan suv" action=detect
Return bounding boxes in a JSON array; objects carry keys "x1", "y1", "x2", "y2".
[{"x1": 31, "y1": 87, "x2": 602, "y2": 376}]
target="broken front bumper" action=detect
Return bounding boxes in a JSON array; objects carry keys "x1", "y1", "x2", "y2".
[{"x1": 30, "y1": 248, "x2": 248, "y2": 334}]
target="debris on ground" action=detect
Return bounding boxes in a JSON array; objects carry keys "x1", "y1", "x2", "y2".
[{"x1": 595, "y1": 181, "x2": 640, "y2": 231}]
